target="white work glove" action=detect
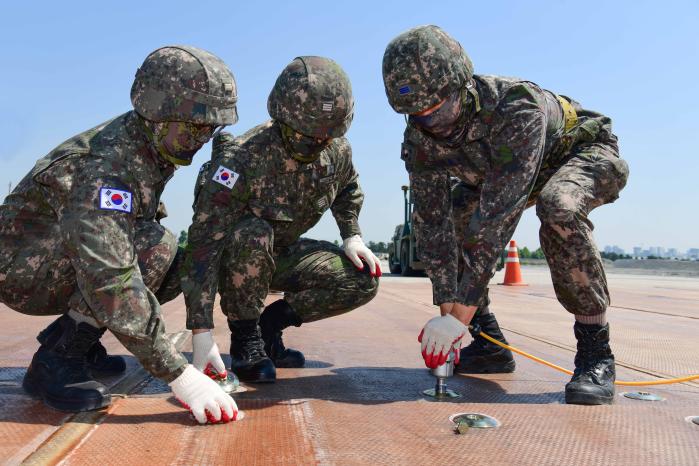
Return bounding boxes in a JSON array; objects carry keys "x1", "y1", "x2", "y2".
[
  {"x1": 169, "y1": 365, "x2": 238, "y2": 424},
  {"x1": 192, "y1": 331, "x2": 227, "y2": 376},
  {"x1": 418, "y1": 314, "x2": 468, "y2": 369},
  {"x1": 342, "y1": 235, "x2": 382, "y2": 277}
]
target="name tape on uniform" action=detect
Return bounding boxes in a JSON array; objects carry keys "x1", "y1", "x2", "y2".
[
  {"x1": 212, "y1": 165, "x2": 239, "y2": 189},
  {"x1": 99, "y1": 187, "x2": 133, "y2": 213}
]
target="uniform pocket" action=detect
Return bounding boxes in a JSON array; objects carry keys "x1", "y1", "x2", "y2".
[
  {"x1": 249, "y1": 202, "x2": 294, "y2": 222},
  {"x1": 574, "y1": 145, "x2": 629, "y2": 204}
]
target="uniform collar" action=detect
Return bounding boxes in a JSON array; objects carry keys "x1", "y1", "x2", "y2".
[{"x1": 90, "y1": 111, "x2": 175, "y2": 185}]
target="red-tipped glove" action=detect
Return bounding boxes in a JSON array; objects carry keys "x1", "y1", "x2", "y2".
[
  {"x1": 192, "y1": 331, "x2": 226, "y2": 375},
  {"x1": 418, "y1": 314, "x2": 468, "y2": 369},
  {"x1": 343, "y1": 235, "x2": 382, "y2": 277},
  {"x1": 169, "y1": 365, "x2": 238, "y2": 424}
]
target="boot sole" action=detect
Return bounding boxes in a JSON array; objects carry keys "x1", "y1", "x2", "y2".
[
  {"x1": 455, "y1": 360, "x2": 516, "y2": 374},
  {"x1": 234, "y1": 374, "x2": 276, "y2": 384},
  {"x1": 565, "y1": 391, "x2": 614, "y2": 405},
  {"x1": 23, "y1": 372, "x2": 112, "y2": 412},
  {"x1": 231, "y1": 368, "x2": 277, "y2": 384},
  {"x1": 89, "y1": 367, "x2": 127, "y2": 377},
  {"x1": 274, "y1": 362, "x2": 305, "y2": 368}
]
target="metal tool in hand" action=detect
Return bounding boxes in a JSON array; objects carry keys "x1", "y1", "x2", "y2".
[{"x1": 422, "y1": 349, "x2": 461, "y2": 399}]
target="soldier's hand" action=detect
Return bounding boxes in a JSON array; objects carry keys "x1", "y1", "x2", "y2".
[
  {"x1": 169, "y1": 365, "x2": 238, "y2": 424},
  {"x1": 192, "y1": 330, "x2": 227, "y2": 375},
  {"x1": 342, "y1": 235, "x2": 382, "y2": 277},
  {"x1": 418, "y1": 314, "x2": 468, "y2": 369}
]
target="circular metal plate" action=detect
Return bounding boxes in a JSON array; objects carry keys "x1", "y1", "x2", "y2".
[
  {"x1": 622, "y1": 391, "x2": 664, "y2": 401},
  {"x1": 422, "y1": 388, "x2": 461, "y2": 400},
  {"x1": 449, "y1": 413, "x2": 500, "y2": 429},
  {"x1": 216, "y1": 373, "x2": 240, "y2": 394}
]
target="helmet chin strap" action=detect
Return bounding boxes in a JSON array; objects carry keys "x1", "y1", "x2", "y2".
[{"x1": 465, "y1": 80, "x2": 481, "y2": 113}]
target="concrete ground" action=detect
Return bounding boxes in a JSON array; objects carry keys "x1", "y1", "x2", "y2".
[{"x1": 1, "y1": 266, "x2": 698, "y2": 465}]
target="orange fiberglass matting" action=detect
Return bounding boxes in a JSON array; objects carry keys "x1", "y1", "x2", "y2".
[{"x1": 1, "y1": 270, "x2": 698, "y2": 465}]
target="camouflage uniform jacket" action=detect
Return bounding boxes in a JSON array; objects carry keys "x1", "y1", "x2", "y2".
[
  {"x1": 183, "y1": 120, "x2": 364, "y2": 328},
  {"x1": 0, "y1": 111, "x2": 187, "y2": 381},
  {"x1": 402, "y1": 74, "x2": 615, "y2": 307}
]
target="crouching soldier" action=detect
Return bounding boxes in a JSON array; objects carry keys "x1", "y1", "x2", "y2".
[
  {"x1": 382, "y1": 26, "x2": 629, "y2": 405},
  {"x1": 0, "y1": 46, "x2": 239, "y2": 423},
  {"x1": 182, "y1": 56, "x2": 380, "y2": 384}
]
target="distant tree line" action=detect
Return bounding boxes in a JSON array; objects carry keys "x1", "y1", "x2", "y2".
[
  {"x1": 600, "y1": 252, "x2": 632, "y2": 261},
  {"x1": 517, "y1": 247, "x2": 545, "y2": 259},
  {"x1": 367, "y1": 241, "x2": 388, "y2": 253},
  {"x1": 179, "y1": 232, "x2": 642, "y2": 264}
]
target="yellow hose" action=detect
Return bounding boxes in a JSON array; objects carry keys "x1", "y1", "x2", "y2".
[{"x1": 478, "y1": 331, "x2": 699, "y2": 386}]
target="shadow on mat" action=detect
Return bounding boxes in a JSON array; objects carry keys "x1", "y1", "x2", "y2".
[{"x1": 228, "y1": 366, "x2": 565, "y2": 407}]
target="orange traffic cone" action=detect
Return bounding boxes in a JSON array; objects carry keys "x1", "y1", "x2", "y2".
[{"x1": 499, "y1": 240, "x2": 528, "y2": 286}]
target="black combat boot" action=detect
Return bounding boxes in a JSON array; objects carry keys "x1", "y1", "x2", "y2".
[
  {"x1": 259, "y1": 299, "x2": 305, "y2": 368},
  {"x1": 23, "y1": 314, "x2": 112, "y2": 412},
  {"x1": 565, "y1": 322, "x2": 615, "y2": 405},
  {"x1": 229, "y1": 319, "x2": 276, "y2": 383},
  {"x1": 456, "y1": 312, "x2": 516, "y2": 374},
  {"x1": 38, "y1": 321, "x2": 126, "y2": 376}
]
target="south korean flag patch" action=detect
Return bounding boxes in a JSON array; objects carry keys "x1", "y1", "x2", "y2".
[
  {"x1": 212, "y1": 165, "x2": 239, "y2": 189},
  {"x1": 99, "y1": 187, "x2": 133, "y2": 213}
]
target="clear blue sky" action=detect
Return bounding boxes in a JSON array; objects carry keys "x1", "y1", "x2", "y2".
[{"x1": 1, "y1": 1, "x2": 698, "y2": 252}]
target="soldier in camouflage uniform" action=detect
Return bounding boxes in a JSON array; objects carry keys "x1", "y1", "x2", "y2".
[
  {"x1": 382, "y1": 26, "x2": 629, "y2": 405},
  {"x1": 182, "y1": 56, "x2": 380, "y2": 384},
  {"x1": 0, "y1": 46, "x2": 238, "y2": 423}
]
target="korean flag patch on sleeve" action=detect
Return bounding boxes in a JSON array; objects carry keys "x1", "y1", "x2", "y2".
[
  {"x1": 212, "y1": 165, "x2": 239, "y2": 189},
  {"x1": 99, "y1": 187, "x2": 133, "y2": 213}
]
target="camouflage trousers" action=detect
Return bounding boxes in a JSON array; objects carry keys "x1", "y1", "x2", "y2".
[
  {"x1": 453, "y1": 138, "x2": 628, "y2": 317},
  {"x1": 0, "y1": 219, "x2": 182, "y2": 318},
  {"x1": 211, "y1": 215, "x2": 379, "y2": 324}
]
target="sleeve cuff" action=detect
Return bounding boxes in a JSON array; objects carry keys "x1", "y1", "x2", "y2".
[
  {"x1": 159, "y1": 360, "x2": 188, "y2": 383},
  {"x1": 186, "y1": 312, "x2": 215, "y2": 331},
  {"x1": 339, "y1": 222, "x2": 362, "y2": 240},
  {"x1": 459, "y1": 285, "x2": 487, "y2": 307},
  {"x1": 431, "y1": 283, "x2": 458, "y2": 306}
]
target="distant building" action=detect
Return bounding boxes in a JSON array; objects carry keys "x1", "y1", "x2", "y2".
[
  {"x1": 604, "y1": 245, "x2": 626, "y2": 255},
  {"x1": 633, "y1": 247, "x2": 643, "y2": 257}
]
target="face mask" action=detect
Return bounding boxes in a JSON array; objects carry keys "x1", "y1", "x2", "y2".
[
  {"x1": 409, "y1": 89, "x2": 466, "y2": 141},
  {"x1": 280, "y1": 122, "x2": 332, "y2": 163},
  {"x1": 146, "y1": 121, "x2": 221, "y2": 166}
]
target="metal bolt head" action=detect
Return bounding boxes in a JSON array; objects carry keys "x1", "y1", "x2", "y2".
[
  {"x1": 454, "y1": 420, "x2": 470, "y2": 435},
  {"x1": 449, "y1": 413, "x2": 500, "y2": 429}
]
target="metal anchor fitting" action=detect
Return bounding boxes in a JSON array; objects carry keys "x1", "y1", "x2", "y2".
[{"x1": 422, "y1": 349, "x2": 461, "y2": 400}]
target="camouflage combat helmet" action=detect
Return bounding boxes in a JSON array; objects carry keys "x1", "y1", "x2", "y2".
[
  {"x1": 382, "y1": 25, "x2": 473, "y2": 114},
  {"x1": 268, "y1": 56, "x2": 354, "y2": 139},
  {"x1": 131, "y1": 45, "x2": 238, "y2": 126}
]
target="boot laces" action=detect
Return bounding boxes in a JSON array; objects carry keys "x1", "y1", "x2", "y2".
[
  {"x1": 234, "y1": 328, "x2": 267, "y2": 360},
  {"x1": 575, "y1": 333, "x2": 611, "y2": 376},
  {"x1": 65, "y1": 326, "x2": 100, "y2": 359}
]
